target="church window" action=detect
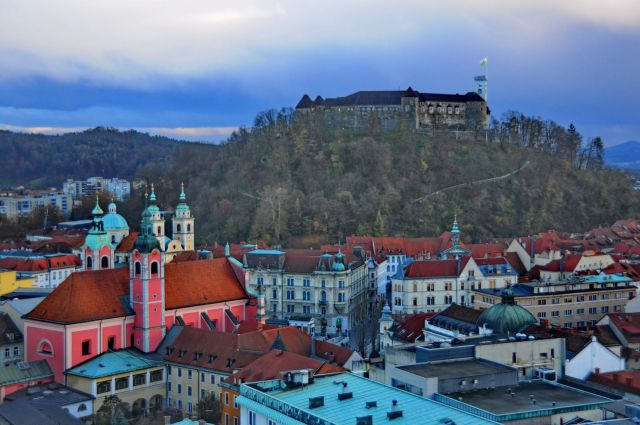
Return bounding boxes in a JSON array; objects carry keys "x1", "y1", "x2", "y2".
[
  {"x1": 176, "y1": 224, "x2": 181, "y2": 233},
  {"x1": 81, "y1": 340, "x2": 91, "y2": 356},
  {"x1": 151, "y1": 261, "x2": 159, "y2": 275},
  {"x1": 135, "y1": 261, "x2": 141, "y2": 275},
  {"x1": 111, "y1": 235, "x2": 116, "y2": 244},
  {"x1": 86, "y1": 256, "x2": 92, "y2": 270},
  {"x1": 101, "y1": 256, "x2": 109, "y2": 269},
  {"x1": 157, "y1": 226, "x2": 162, "y2": 235},
  {"x1": 108, "y1": 336, "x2": 115, "y2": 350},
  {"x1": 187, "y1": 224, "x2": 191, "y2": 232},
  {"x1": 37, "y1": 340, "x2": 53, "y2": 355}
]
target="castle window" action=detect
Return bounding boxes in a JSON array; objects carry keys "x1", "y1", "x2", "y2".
[
  {"x1": 447, "y1": 106, "x2": 452, "y2": 114},
  {"x1": 86, "y1": 256, "x2": 92, "y2": 270},
  {"x1": 454, "y1": 106, "x2": 460, "y2": 114},
  {"x1": 428, "y1": 105, "x2": 434, "y2": 114},
  {"x1": 176, "y1": 224, "x2": 181, "y2": 233},
  {"x1": 135, "y1": 261, "x2": 141, "y2": 275},
  {"x1": 151, "y1": 261, "x2": 159, "y2": 275},
  {"x1": 101, "y1": 256, "x2": 109, "y2": 269},
  {"x1": 437, "y1": 105, "x2": 443, "y2": 113}
]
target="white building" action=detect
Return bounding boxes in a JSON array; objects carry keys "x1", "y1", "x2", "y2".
[
  {"x1": 63, "y1": 177, "x2": 131, "y2": 201},
  {"x1": 565, "y1": 336, "x2": 625, "y2": 380},
  {"x1": 0, "y1": 190, "x2": 72, "y2": 219}
]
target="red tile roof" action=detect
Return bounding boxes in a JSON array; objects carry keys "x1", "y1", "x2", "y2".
[
  {"x1": 588, "y1": 370, "x2": 640, "y2": 396},
  {"x1": 505, "y1": 252, "x2": 527, "y2": 275},
  {"x1": 25, "y1": 257, "x2": 249, "y2": 324},
  {"x1": 115, "y1": 232, "x2": 138, "y2": 252},
  {"x1": 0, "y1": 255, "x2": 80, "y2": 272},
  {"x1": 466, "y1": 243, "x2": 505, "y2": 258},
  {"x1": 538, "y1": 254, "x2": 581, "y2": 272},
  {"x1": 166, "y1": 326, "x2": 355, "y2": 372},
  {"x1": 223, "y1": 349, "x2": 346, "y2": 385},
  {"x1": 404, "y1": 257, "x2": 470, "y2": 278},
  {"x1": 392, "y1": 312, "x2": 436, "y2": 342},
  {"x1": 608, "y1": 313, "x2": 640, "y2": 344}
]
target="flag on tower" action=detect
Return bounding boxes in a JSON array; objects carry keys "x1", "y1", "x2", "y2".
[{"x1": 480, "y1": 57, "x2": 488, "y2": 66}]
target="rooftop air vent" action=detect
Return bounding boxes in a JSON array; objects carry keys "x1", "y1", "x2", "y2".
[
  {"x1": 338, "y1": 382, "x2": 353, "y2": 400},
  {"x1": 356, "y1": 416, "x2": 373, "y2": 425},
  {"x1": 309, "y1": 396, "x2": 324, "y2": 409},
  {"x1": 387, "y1": 400, "x2": 403, "y2": 420}
]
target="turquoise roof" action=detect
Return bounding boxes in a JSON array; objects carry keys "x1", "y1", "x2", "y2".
[
  {"x1": 172, "y1": 420, "x2": 213, "y2": 425},
  {"x1": 65, "y1": 350, "x2": 162, "y2": 379},
  {"x1": 103, "y1": 212, "x2": 129, "y2": 231},
  {"x1": 583, "y1": 273, "x2": 632, "y2": 284},
  {"x1": 332, "y1": 261, "x2": 346, "y2": 272},
  {"x1": 249, "y1": 249, "x2": 285, "y2": 255},
  {"x1": 91, "y1": 198, "x2": 103, "y2": 216},
  {"x1": 239, "y1": 372, "x2": 499, "y2": 425},
  {"x1": 83, "y1": 232, "x2": 111, "y2": 250}
]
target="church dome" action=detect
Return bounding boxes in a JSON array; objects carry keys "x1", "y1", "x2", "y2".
[
  {"x1": 103, "y1": 203, "x2": 129, "y2": 231},
  {"x1": 476, "y1": 286, "x2": 536, "y2": 334}
]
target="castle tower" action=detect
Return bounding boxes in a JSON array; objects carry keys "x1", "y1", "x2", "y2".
[
  {"x1": 147, "y1": 184, "x2": 166, "y2": 249},
  {"x1": 172, "y1": 183, "x2": 195, "y2": 251},
  {"x1": 130, "y1": 193, "x2": 166, "y2": 353},
  {"x1": 474, "y1": 75, "x2": 488, "y2": 102}
]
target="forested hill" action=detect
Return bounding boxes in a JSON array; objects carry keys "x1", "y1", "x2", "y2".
[
  {"x1": 139, "y1": 110, "x2": 640, "y2": 245},
  {"x1": 0, "y1": 127, "x2": 181, "y2": 187},
  {"x1": 3, "y1": 112, "x2": 639, "y2": 245}
]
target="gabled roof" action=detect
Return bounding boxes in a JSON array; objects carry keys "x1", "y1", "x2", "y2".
[
  {"x1": 165, "y1": 326, "x2": 355, "y2": 373},
  {"x1": 392, "y1": 312, "x2": 436, "y2": 342},
  {"x1": 505, "y1": 252, "x2": 527, "y2": 275},
  {"x1": 538, "y1": 255, "x2": 582, "y2": 272},
  {"x1": 608, "y1": 313, "x2": 640, "y2": 343},
  {"x1": 223, "y1": 349, "x2": 346, "y2": 385},
  {"x1": 0, "y1": 312, "x2": 23, "y2": 345},
  {"x1": 24, "y1": 257, "x2": 248, "y2": 324},
  {"x1": 432, "y1": 303, "x2": 483, "y2": 326}
]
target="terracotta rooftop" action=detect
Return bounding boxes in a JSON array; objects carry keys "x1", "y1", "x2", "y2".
[
  {"x1": 608, "y1": 313, "x2": 640, "y2": 343},
  {"x1": 588, "y1": 370, "x2": 640, "y2": 396},
  {"x1": 165, "y1": 326, "x2": 355, "y2": 372},
  {"x1": 404, "y1": 258, "x2": 470, "y2": 278},
  {"x1": 115, "y1": 232, "x2": 138, "y2": 252},
  {"x1": 392, "y1": 312, "x2": 436, "y2": 342},
  {"x1": 222, "y1": 349, "x2": 346, "y2": 386},
  {"x1": 24, "y1": 257, "x2": 248, "y2": 324}
]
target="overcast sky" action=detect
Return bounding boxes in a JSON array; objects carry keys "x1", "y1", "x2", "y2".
[{"x1": 0, "y1": 0, "x2": 638, "y2": 144}]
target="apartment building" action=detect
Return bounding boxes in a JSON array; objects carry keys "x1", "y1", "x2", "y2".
[
  {"x1": 0, "y1": 190, "x2": 72, "y2": 219},
  {"x1": 474, "y1": 274, "x2": 636, "y2": 328},
  {"x1": 243, "y1": 249, "x2": 367, "y2": 336}
]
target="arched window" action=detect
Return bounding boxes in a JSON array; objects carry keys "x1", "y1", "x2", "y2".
[
  {"x1": 176, "y1": 224, "x2": 181, "y2": 233},
  {"x1": 86, "y1": 256, "x2": 92, "y2": 270},
  {"x1": 187, "y1": 224, "x2": 191, "y2": 232},
  {"x1": 111, "y1": 235, "x2": 116, "y2": 244},
  {"x1": 134, "y1": 261, "x2": 141, "y2": 275},
  {"x1": 38, "y1": 340, "x2": 53, "y2": 356},
  {"x1": 101, "y1": 256, "x2": 109, "y2": 269},
  {"x1": 151, "y1": 261, "x2": 159, "y2": 275},
  {"x1": 77, "y1": 404, "x2": 87, "y2": 412}
]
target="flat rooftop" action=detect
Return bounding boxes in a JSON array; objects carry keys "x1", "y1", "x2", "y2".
[
  {"x1": 446, "y1": 381, "x2": 610, "y2": 415},
  {"x1": 241, "y1": 372, "x2": 499, "y2": 425},
  {"x1": 398, "y1": 359, "x2": 515, "y2": 379}
]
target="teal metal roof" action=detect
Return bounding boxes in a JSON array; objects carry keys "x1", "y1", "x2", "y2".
[
  {"x1": 65, "y1": 350, "x2": 162, "y2": 379},
  {"x1": 102, "y1": 212, "x2": 129, "y2": 231},
  {"x1": 583, "y1": 274, "x2": 632, "y2": 284},
  {"x1": 83, "y1": 232, "x2": 111, "y2": 251},
  {"x1": 239, "y1": 373, "x2": 499, "y2": 425},
  {"x1": 172, "y1": 420, "x2": 214, "y2": 425},
  {"x1": 0, "y1": 360, "x2": 53, "y2": 386},
  {"x1": 249, "y1": 249, "x2": 285, "y2": 255}
]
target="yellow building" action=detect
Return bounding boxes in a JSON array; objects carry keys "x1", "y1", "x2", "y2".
[
  {"x1": 0, "y1": 270, "x2": 36, "y2": 296},
  {"x1": 65, "y1": 350, "x2": 166, "y2": 414}
]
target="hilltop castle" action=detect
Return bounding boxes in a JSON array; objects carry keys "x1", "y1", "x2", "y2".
[{"x1": 295, "y1": 77, "x2": 489, "y2": 131}]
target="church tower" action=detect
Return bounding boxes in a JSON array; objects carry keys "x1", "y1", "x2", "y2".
[
  {"x1": 130, "y1": 193, "x2": 166, "y2": 353},
  {"x1": 172, "y1": 183, "x2": 195, "y2": 251},
  {"x1": 147, "y1": 184, "x2": 166, "y2": 249}
]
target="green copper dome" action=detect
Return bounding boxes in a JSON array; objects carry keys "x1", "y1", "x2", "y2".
[
  {"x1": 91, "y1": 197, "x2": 104, "y2": 216},
  {"x1": 476, "y1": 286, "x2": 536, "y2": 334}
]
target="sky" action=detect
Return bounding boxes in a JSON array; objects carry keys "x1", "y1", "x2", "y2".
[{"x1": 0, "y1": 1, "x2": 639, "y2": 145}]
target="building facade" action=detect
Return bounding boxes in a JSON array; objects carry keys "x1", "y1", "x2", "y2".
[
  {"x1": 63, "y1": 177, "x2": 131, "y2": 201},
  {"x1": 0, "y1": 190, "x2": 72, "y2": 219},
  {"x1": 243, "y1": 249, "x2": 367, "y2": 336},
  {"x1": 474, "y1": 274, "x2": 636, "y2": 328}
]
